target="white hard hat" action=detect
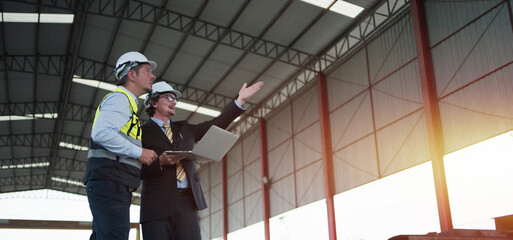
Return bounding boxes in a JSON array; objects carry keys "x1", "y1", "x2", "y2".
[
  {"x1": 114, "y1": 51, "x2": 157, "y2": 80},
  {"x1": 144, "y1": 82, "x2": 182, "y2": 108}
]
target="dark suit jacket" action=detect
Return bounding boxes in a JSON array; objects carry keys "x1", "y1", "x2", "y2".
[{"x1": 139, "y1": 101, "x2": 244, "y2": 223}]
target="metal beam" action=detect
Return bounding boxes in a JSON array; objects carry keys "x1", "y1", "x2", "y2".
[
  {"x1": 222, "y1": 156, "x2": 228, "y2": 240},
  {"x1": 180, "y1": 0, "x2": 251, "y2": 122},
  {"x1": 179, "y1": 0, "x2": 251, "y2": 89},
  {"x1": 61, "y1": 0, "x2": 130, "y2": 192},
  {"x1": 232, "y1": 0, "x2": 411, "y2": 135},
  {"x1": 317, "y1": 72, "x2": 337, "y2": 240},
  {"x1": 53, "y1": 157, "x2": 87, "y2": 172},
  {"x1": 10, "y1": 0, "x2": 76, "y2": 10},
  {"x1": 0, "y1": 156, "x2": 88, "y2": 187},
  {"x1": 0, "y1": 101, "x2": 95, "y2": 122},
  {"x1": 0, "y1": 54, "x2": 252, "y2": 110},
  {"x1": 31, "y1": 0, "x2": 44, "y2": 191},
  {"x1": 151, "y1": 0, "x2": 210, "y2": 122},
  {"x1": 0, "y1": 133, "x2": 53, "y2": 148},
  {"x1": 185, "y1": 0, "x2": 295, "y2": 122},
  {"x1": 0, "y1": 174, "x2": 46, "y2": 189},
  {"x1": 0, "y1": 0, "x2": 17, "y2": 192},
  {"x1": 4, "y1": 0, "x2": 415, "y2": 137},
  {"x1": 0, "y1": 156, "x2": 50, "y2": 167},
  {"x1": 411, "y1": 0, "x2": 453, "y2": 232},
  {"x1": 258, "y1": 118, "x2": 270, "y2": 240},
  {"x1": 228, "y1": 0, "x2": 339, "y2": 132},
  {"x1": 92, "y1": 0, "x2": 314, "y2": 68},
  {"x1": 0, "y1": 133, "x2": 89, "y2": 149},
  {"x1": 0, "y1": 55, "x2": 66, "y2": 77},
  {"x1": 10, "y1": 0, "x2": 315, "y2": 68}
]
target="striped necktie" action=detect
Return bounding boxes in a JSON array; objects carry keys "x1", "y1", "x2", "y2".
[{"x1": 162, "y1": 122, "x2": 186, "y2": 181}]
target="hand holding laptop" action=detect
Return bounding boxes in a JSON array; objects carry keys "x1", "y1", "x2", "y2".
[
  {"x1": 165, "y1": 125, "x2": 239, "y2": 162},
  {"x1": 159, "y1": 151, "x2": 185, "y2": 165}
]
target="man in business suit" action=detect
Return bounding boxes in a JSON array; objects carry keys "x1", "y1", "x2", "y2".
[{"x1": 140, "y1": 81, "x2": 263, "y2": 240}]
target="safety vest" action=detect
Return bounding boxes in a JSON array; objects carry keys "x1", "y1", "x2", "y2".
[{"x1": 84, "y1": 88, "x2": 143, "y2": 189}]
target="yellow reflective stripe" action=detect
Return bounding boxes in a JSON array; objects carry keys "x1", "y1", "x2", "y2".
[
  {"x1": 115, "y1": 88, "x2": 141, "y2": 140},
  {"x1": 91, "y1": 87, "x2": 141, "y2": 140}
]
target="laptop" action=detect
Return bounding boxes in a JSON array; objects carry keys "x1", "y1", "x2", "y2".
[{"x1": 165, "y1": 125, "x2": 239, "y2": 162}]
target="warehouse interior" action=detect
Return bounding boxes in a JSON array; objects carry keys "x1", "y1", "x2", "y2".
[{"x1": 1, "y1": 0, "x2": 513, "y2": 239}]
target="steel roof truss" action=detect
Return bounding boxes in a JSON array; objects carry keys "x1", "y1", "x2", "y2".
[
  {"x1": 12, "y1": 0, "x2": 316, "y2": 68},
  {"x1": 0, "y1": 133, "x2": 88, "y2": 149},
  {"x1": 232, "y1": 0, "x2": 411, "y2": 135}
]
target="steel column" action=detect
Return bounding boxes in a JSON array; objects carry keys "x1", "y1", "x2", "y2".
[
  {"x1": 317, "y1": 72, "x2": 337, "y2": 239},
  {"x1": 222, "y1": 156, "x2": 229, "y2": 240},
  {"x1": 259, "y1": 118, "x2": 271, "y2": 240},
  {"x1": 411, "y1": 0, "x2": 453, "y2": 232},
  {"x1": 507, "y1": 0, "x2": 513, "y2": 35}
]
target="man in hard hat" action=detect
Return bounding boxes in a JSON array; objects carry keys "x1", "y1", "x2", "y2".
[
  {"x1": 84, "y1": 51, "x2": 159, "y2": 240},
  {"x1": 140, "y1": 81, "x2": 263, "y2": 240}
]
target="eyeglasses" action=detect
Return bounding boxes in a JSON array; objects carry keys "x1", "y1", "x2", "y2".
[{"x1": 160, "y1": 94, "x2": 178, "y2": 103}]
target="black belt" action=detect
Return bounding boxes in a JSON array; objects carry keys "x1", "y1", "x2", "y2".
[{"x1": 177, "y1": 188, "x2": 191, "y2": 197}]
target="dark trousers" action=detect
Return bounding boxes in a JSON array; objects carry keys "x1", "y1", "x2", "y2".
[
  {"x1": 142, "y1": 190, "x2": 201, "y2": 240},
  {"x1": 87, "y1": 179, "x2": 132, "y2": 240}
]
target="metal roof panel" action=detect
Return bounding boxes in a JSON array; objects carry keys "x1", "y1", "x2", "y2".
[
  {"x1": 231, "y1": 0, "x2": 290, "y2": 37},
  {"x1": 262, "y1": 1, "x2": 322, "y2": 48},
  {"x1": 201, "y1": 0, "x2": 248, "y2": 27}
]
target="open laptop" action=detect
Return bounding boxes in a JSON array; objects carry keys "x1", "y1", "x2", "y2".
[{"x1": 165, "y1": 125, "x2": 239, "y2": 162}]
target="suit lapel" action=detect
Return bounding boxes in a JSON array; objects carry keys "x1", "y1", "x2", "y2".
[{"x1": 148, "y1": 119, "x2": 173, "y2": 148}]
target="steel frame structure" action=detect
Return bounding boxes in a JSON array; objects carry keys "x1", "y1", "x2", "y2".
[
  {"x1": 0, "y1": 54, "x2": 247, "y2": 110},
  {"x1": 0, "y1": 101, "x2": 96, "y2": 122},
  {"x1": 232, "y1": 0, "x2": 410, "y2": 135},
  {"x1": 411, "y1": 0, "x2": 452, "y2": 232},
  {"x1": 1, "y1": 1, "x2": 426, "y2": 234},
  {"x1": 16, "y1": 0, "x2": 315, "y2": 68}
]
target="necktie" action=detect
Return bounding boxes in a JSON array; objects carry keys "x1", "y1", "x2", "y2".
[{"x1": 162, "y1": 122, "x2": 186, "y2": 181}]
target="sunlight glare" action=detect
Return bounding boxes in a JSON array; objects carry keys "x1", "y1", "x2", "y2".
[{"x1": 444, "y1": 130, "x2": 513, "y2": 229}]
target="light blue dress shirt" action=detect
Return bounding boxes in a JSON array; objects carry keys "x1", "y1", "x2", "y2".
[
  {"x1": 150, "y1": 117, "x2": 189, "y2": 189},
  {"x1": 91, "y1": 86, "x2": 143, "y2": 160}
]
